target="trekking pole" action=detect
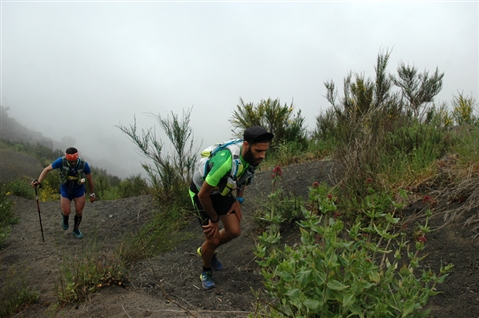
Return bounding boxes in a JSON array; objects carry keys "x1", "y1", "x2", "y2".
[{"x1": 34, "y1": 185, "x2": 45, "y2": 242}]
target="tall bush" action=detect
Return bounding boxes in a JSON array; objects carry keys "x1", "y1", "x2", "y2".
[
  {"x1": 314, "y1": 50, "x2": 448, "y2": 214},
  {"x1": 230, "y1": 98, "x2": 308, "y2": 151},
  {"x1": 452, "y1": 93, "x2": 477, "y2": 126},
  {"x1": 117, "y1": 107, "x2": 197, "y2": 207}
]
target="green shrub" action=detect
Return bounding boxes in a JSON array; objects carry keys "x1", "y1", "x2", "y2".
[
  {"x1": 97, "y1": 187, "x2": 120, "y2": 200},
  {"x1": 6, "y1": 178, "x2": 35, "y2": 199},
  {"x1": 230, "y1": 98, "x2": 308, "y2": 152},
  {"x1": 55, "y1": 244, "x2": 127, "y2": 303},
  {"x1": 118, "y1": 107, "x2": 197, "y2": 209},
  {"x1": 118, "y1": 204, "x2": 192, "y2": 267},
  {"x1": 117, "y1": 174, "x2": 149, "y2": 198},
  {"x1": 0, "y1": 266, "x2": 39, "y2": 317},
  {"x1": 0, "y1": 183, "x2": 16, "y2": 247},
  {"x1": 252, "y1": 166, "x2": 303, "y2": 233},
  {"x1": 36, "y1": 180, "x2": 61, "y2": 202},
  {"x1": 452, "y1": 93, "x2": 477, "y2": 126},
  {"x1": 253, "y1": 186, "x2": 452, "y2": 318},
  {"x1": 271, "y1": 140, "x2": 309, "y2": 166}
]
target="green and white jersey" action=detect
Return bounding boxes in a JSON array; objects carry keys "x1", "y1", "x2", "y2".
[{"x1": 192, "y1": 146, "x2": 254, "y2": 196}]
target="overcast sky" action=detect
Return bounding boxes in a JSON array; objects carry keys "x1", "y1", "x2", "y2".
[{"x1": 1, "y1": 1, "x2": 478, "y2": 178}]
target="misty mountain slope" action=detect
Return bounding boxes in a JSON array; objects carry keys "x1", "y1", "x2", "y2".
[
  {"x1": 0, "y1": 107, "x2": 54, "y2": 149},
  {"x1": 0, "y1": 108, "x2": 129, "y2": 179},
  {"x1": 0, "y1": 148, "x2": 42, "y2": 183}
]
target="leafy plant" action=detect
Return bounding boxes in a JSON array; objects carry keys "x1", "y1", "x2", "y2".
[
  {"x1": 253, "y1": 166, "x2": 303, "y2": 233},
  {"x1": 5, "y1": 178, "x2": 35, "y2": 199},
  {"x1": 37, "y1": 181, "x2": 61, "y2": 202},
  {"x1": 452, "y1": 92, "x2": 477, "y2": 126},
  {"x1": 55, "y1": 244, "x2": 127, "y2": 303},
  {"x1": 253, "y1": 185, "x2": 452, "y2": 317}
]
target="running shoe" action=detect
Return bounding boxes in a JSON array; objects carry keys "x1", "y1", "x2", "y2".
[
  {"x1": 200, "y1": 270, "x2": 216, "y2": 289},
  {"x1": 197, "y1": 247, "x2": 223, "y2": 270},
  {"x1": 73, "y1": 229, "x2": 84, "y2": 239},
  {"x1": 61, "y1": 219, "x2": 69, "y2": 230}
]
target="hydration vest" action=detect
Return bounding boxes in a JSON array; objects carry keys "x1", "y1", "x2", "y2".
[
  {"x1": 194, "y1": 139, "x2": 255, "y2": 196},
  {"x1": 59, "y1": 157, "x2": 86, "y2": 185}
]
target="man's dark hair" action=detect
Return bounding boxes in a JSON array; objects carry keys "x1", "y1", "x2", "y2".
[{"x1": 65, "y1": 147, "x2": 78, "y2": 154}]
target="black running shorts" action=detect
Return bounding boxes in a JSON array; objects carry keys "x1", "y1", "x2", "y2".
[{"x1": 189, "y1": 181, "x2": 236, "y2": 226}]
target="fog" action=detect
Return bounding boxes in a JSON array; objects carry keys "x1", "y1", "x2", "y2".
[{"x1": 1, "y1": 1, "x2": 478, "y2": 178}]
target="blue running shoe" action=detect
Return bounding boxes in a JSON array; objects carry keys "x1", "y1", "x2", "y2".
[
  {"x1": 200, "y1": 270, "x2": 216, "y2": 289},
  {"x1": 62, "y1": 219, "x2": 69, "y2": 230},
  {"x1": 197, "y1": 247, "x2": 223, "y2": 270},
  {"x1": 73, "y1": 229, "x2": 83, "y2": 239}
]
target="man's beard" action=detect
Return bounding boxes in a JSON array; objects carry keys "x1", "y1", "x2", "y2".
[{"x1": 243, "y1": 147, "x2": 261, "y2": 166}]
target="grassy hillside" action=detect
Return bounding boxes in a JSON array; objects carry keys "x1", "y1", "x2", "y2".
[{"x1": 0, "y1": 148, "x2": 43, "y2": 183}]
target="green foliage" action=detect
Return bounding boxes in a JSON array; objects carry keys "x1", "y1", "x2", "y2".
[
  {"x1": 117, "y1": 204, "x2": 192, "y2": 267},
  {"x1": 5, "y1": 178, "x2": 35, "y2": 199},
  {"x1": 0, "y1": 266, "x2": 39, "y2": 317},
  {"x1": 431, "y1": 102, "x2": 454, "y2": 128},
  {"x1": 450, "y1": 125, "x2": 479, "y2": 169},
  {"x1": 54, "y1": 201, "x2": 190, "y2": 305},
  {"x1": 0, "y1": 139, "x2": 62, "y2": 162},
  {"x1": 97, "y1": 187, "x2": 120, "y2": 200},
  {"x1": 253, "y1": 166, "x2": 303, "y2": 233},
  {"x1": 0, "y1": 137, "x2": 122, "y2": 201},
  {"x1": 312, "y1": 51, "x2": 450, "y2": 214},
  {"x1": 269, "y1": 140, "x2": 312, "y2": 166},
  {"x1": 117, "y1": 107, "x2": 197, "y2": 208},
  {"x1": 89, "y1": 167, "x2": 122, "y2": 200},
  {"x1": 37, "y1": 181, "x2": 61, "y2": 202},
  {"x1": 393, "y1": 63, "x2": 444, "y2": 120},
  {"x1": 381, "y1": 120, "x2": 448, "y2": 185},
  {"x1": 253, "y1": 185, "x2": 453, "y2": 318},
  {"x1": 452, "y1": 93, "x2": 477, "y2": 126},
  {"x1": 230, "y1": 98, "x2": 308, "y2": 151},
  {"x1": 0, "y1": 184, "x2": 16, "y2": 248},
  {"x1": 315, "y1": 50, "x2": 444, "y2": 144},
  {"x1": 54, "y1": 245, "x2": 127, "y2": 303},
  {"x1": 116, "y1": 174, "x2": 150, "y2": 198},
  {"x1": 94, "y1": 176, "x2": 144, "y2": 201}
]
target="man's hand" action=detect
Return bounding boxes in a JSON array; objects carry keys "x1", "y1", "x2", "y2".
[
  {"x1": 202, "y1": 219, "x2": 219, "y2": 238},
  {"x1": 31, "y1": 179, "x2": 42, "y2": 188},
  {"x1": 227, "y1": 200, "x2": 243, "y2": 222},
  {"x1": 89, "y1": 193, "x2": 96, "y2": 203}
]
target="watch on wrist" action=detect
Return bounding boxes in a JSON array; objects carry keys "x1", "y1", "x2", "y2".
[
  {"x1": 237, "y1": 197, "x2": 244, "y2": 204},
  {"x1": 211, "y1": 216, "x2": 220, "y2": 223},
  {"x1": 90, "y1": 193, "x2": 96, "y2": 197}
]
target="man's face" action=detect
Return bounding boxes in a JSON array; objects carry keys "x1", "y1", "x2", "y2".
[{"x1": 243, "y1": 141, "x2": 270, "y2": 166}]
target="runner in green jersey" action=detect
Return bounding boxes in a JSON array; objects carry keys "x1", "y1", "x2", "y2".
[{"x1": 189, "y1": 126, "x2": 274, "y2": 289}]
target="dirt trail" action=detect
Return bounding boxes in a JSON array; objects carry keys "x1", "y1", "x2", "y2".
[{"x1": 1, "y1": 160, "x2": 479, "y2": 317}]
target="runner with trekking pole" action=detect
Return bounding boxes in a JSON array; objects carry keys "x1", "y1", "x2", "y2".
[{"x1": 31, "y1": 147, "x2": 96, "y2": 239}]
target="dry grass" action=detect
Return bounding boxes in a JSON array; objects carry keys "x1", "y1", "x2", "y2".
[{"x1": 413, "y1": 154, "x2": 479, "y2": 233}]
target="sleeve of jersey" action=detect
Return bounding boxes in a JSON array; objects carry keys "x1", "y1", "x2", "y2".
[
  {"x1": 84, "y1": 162, "x2": 91, "y2": 174},
  {"x1": 204, "y1": 150, "x2": 232, "y2": 187},
  {"x1": 51, "y1": 157, "x2": 63, "y2": 169}
]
